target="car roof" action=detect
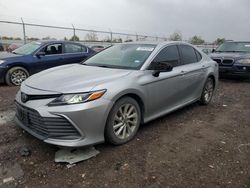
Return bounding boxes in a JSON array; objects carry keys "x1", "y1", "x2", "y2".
[
  {"x1": 34, "y1": 40, "x2": 87, "y2": 46},
  {"x1": 118, "y1": 41, "x2": 192, "y2": 47},
  {"x1": 224, "y1": 41, "x2": 250, "y2": 43}
]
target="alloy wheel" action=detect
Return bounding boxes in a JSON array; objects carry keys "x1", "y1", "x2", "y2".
[
  {"x1": 204, "y1": 79, "x2": 214, "y2": 103},
  {"x1": 10, "y1": 69, "x2": 27, "y2": 85},
  {"x1": 113, "y1": 104, "x2": 138, "y2": 140}
]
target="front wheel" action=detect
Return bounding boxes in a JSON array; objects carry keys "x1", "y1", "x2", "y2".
[
  {"x1": 5, "y1": 67, "x2": 29, "y2": 86},
  {"x1": 105, "y1": 97, "x2": 141, "y2": 145},
  {"x1": 199, "y1": 77, "x2": 214, "y2": 105}
]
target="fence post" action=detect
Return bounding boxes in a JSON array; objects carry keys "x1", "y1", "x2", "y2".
[
  {"x1": 72, "y1": 24, "x2": 76, "y2": 41},
  {"x1": 21, "y1": 18, "x2": 26, "y2": 44},
  {"x1": 136, "y1": 33, "x2": 139, "y2": 41},
  {"x1": 109, "y1": 29, "x2": 113, "y2": 45}
]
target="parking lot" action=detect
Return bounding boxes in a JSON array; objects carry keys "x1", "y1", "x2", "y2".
[{"x1": 0, "y1": 78, "x2": 249, "y2": 188}]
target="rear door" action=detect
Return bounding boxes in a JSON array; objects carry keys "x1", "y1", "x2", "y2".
[
  {"x1": 62, "y1": 43, "x2": 90, "y2": 64},
  {"x1": 178, "y1": 44, "x2": 206, "y2": 102}
]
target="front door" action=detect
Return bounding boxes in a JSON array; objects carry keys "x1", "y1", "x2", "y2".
[
  {"x1": 34, "y1": 43, "x2": 63, "y2": 73},
  {"x1": 142, "y1": 45, "x2": 186, "y2": 120}
]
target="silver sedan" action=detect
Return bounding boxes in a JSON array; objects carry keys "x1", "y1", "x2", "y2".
[{"x1": 15, "y1": 41, "x2": 218, "y2": 147}]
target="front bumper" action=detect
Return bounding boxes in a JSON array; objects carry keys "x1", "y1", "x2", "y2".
[
  {"x1": 15, "y1": 90, "x2": 114, "y2": 147},
  {"x1": 219, "y1": 64, "x2": 250, "y2": 77},
  {"x1": 0, "y1": 66, "x2": 8, "y2": 84}
]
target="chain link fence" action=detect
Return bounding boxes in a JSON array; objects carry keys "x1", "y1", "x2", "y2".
[{"x1": 0, "y1": 18, "x2": 168, "y2": 48}]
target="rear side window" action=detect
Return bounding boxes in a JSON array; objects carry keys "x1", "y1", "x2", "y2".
[
  {"x1": 152, "y1": 45, "x2": 180, "y2": 67},
  {"x1": 65, "y1": 44, "x2": 87, "y2": 53},
  {"x1": 179, "y1": 45, "x2": 198, "y2": 65}
]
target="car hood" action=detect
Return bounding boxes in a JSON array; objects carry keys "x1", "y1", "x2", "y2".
[
  {"x1": 0, "y1": 51, "x2": 23, "y2": 60},
  {"x1": 24, "y1": 64, "x2": 132, "y2": 93},
  {"x1": 210, "y1": 52, "x2": 250, "y2": 60}
]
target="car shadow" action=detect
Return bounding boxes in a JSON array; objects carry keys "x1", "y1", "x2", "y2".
[{"x1": 219, "y1": 76, "x2": 250, "y2": 83}]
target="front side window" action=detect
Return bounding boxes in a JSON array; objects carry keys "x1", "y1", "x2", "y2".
[
  {"x1": 152, "y1": 45, "x2": 180, "y2": 67},
  {"x1": 44, "y1": 43, "x2": 62, "y2": 55},
  {"x1": 65, "y1": 44, "x2": 86, "y2": 53},
  {"x1": 179, "y1": 45, "x2": 198, "y2": 65},
  {"x1": 84, "y1": 44, "x2": 156, "y2": 70},
  {"x1": 13, "y1": 42, "x2": 42, "y2": 55}
]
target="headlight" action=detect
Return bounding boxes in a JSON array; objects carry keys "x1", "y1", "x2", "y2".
[
  {"x1": 237, "y1": 59, "x2": 250, "y2": 64},
  {"x1": 0, "y1": 60, "x2": 6, "y2": 65},
  {"x1": 48, "y1": 89, "x2": 106, "y2": 106}
]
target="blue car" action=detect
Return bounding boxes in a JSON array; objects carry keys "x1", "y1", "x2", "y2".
[{"x1": 0, "y1": 41, "x2": 95, "y2": 85}]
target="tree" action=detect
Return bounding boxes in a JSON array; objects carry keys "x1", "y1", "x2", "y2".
[
  {"x1": 85, "y1": 32, "x2": 98, "y2": 41},
  {"x1": 189, "y1": 35, "x2": 205, "y2": 45},
  {"x1": 42, "y1": 36, "x2": 51, "y2": 40},
  {"x1": 169, "y1": 31, "x2": 182, "y2": 41},
  {"x1": 70, "y1": 35, "x2": 80, "y2": 41},
  {"x1": 214, "y1": 38, "x2": 225, "y2": 45},
  {"x1": 64, "y1": 37, "x2": 68, "y2": 41},
  {"x1": 27, "y1": 37, "x2": 39, "y2": 41}
]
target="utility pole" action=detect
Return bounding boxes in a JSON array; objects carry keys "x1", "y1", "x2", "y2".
[{"x1": 72, "y1": 24, "x2": 76, "y2": 41}]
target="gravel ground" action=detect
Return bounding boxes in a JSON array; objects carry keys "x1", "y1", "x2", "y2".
[{"x1": 0, "y1": 79, "x2": 249, "y2": 188}]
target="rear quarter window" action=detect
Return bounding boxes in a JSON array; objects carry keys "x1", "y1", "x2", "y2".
[{"x1": 179, "y1": 45, "x2": 198, "y2": 65}]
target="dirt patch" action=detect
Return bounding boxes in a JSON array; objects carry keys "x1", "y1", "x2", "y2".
[{"x1": 0, "y1": 79, "x2": 249, "y2": 188}]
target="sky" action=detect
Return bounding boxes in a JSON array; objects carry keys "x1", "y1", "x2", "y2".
[{"x1": 0, "y1": 0, "x2": 250, "y2": 42}]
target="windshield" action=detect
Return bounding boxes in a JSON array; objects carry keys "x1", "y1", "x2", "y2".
[
  {"x1": 216, "y1": 42, "x2": 250, "y2": 53},
  {"x1": 84, "y1": 44, "x2": 156, "y2": 70},
  {"x1": 13, "y1": 41, "x2": 42, "y2": 55}
]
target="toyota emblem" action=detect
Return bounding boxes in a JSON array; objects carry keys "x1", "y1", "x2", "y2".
[{"x1": 21, "y1": 92, "x2": 28, "y2": 103}]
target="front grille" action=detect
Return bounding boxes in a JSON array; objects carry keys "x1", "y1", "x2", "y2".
[
  {"x1": 212, "y1": 58, "x2": 234, "y2": 67},
  {"x1": 21, "y1": 92, "x2": 61, "y2": 101},
  {"x1": 213, "y1": 58, "x2": 222, "y2": 64},
  {"x1": 15, "y1": 102, "x2": 81, "y2": 140},
  {"x1": 222, "y1": 59, "x2": 234, "y2": 66}
]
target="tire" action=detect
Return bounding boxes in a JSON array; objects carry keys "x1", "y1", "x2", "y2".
[
  {"x1": 5, "y1": 66, "x2": 29, "y2": 86},
  {"x1": 105, "y1": 97, "x2": 141, "y2": 145},
  {"x1": 199, "y1": 77, "x2": 214, "y2": 105}
]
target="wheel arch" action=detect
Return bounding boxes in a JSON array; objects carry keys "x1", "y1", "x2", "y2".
[
  {"x1": 207, "y1": 73, "x2": 216, "y2": 88},
  {"x1": 4, "y1": 63, "x2": 30, "y2": 84},
  {"x1": 110, "y1": 90, "x2": 146, "y2": 124}
]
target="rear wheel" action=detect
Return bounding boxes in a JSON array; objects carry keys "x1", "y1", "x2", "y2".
[
  {"x1": 199, "y1": 77, "x2": 214, "y2": 105},
  {"x1": 5, "y1": 67, "x2": 29, "y2": 86},
  {"x1": 105, "y1": 97, "x2": 141, "y2": 145}
]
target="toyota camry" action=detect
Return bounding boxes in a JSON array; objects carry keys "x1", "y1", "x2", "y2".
[{"x1": 15, "y1": 41, "x2": 218, "y2": 147}]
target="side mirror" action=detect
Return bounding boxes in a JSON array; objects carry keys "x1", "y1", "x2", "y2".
[
  {"x1": 149, "y1": 61, "x2": 173, "y2": 77},
  {"x1": 36, "y1": 51, "x2": 46, "y2": 58}
]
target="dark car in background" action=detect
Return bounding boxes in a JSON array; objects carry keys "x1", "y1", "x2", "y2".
[
  {"x1": 0, "y1": 41, "x2": 95, "y2": 85},
  {"x1": 210, "y1": 41, "x2": 250, "y2": 78}
]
